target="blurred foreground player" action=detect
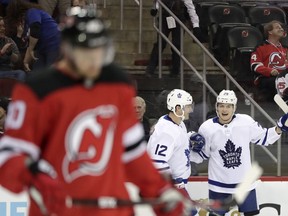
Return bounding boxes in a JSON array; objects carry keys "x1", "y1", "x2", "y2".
[{"x1": 0, "y1": 7, "x2": 190, "y2": 216}]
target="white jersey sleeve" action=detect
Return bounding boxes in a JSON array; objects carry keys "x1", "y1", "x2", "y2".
[{"x1": 183, "y1": 0, "x2": 199, "y2": 28}]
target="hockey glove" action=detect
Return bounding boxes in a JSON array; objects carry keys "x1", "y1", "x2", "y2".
[
  {"x1": 189, "y1": 132, "x2": 205, "y2": 153},
  {"x1": 27, "y1": 159, "x2": 67, "y2": 215},
  {"x1": 153, "y1": 186, "x2": 191, "y2": 216},
  {"x1": 192, "y1": 27, "x2": 206, "y2": 43},
  {"x1": 277, "y1": 113, "x2": 288, "y2": 132},
  {"x1": 150, "y1": 9, "x2": 158, "y2": 17}
]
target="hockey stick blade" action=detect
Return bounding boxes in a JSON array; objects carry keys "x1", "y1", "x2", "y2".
[
  {"x1": 29, "y1": 187, "x2": 49, "y2": 216},
  {"x1": 274, "y1": 94, "x2": 288, "y2": 113},
  {"x1": 233, "y1": 162, "x2": 263, "y2": 204}
]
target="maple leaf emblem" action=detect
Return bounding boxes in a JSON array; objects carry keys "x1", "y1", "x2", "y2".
[{"x1": 219, "y1": 140, "x2": 242, "y2": 169}]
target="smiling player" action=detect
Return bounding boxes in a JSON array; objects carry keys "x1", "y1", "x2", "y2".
[{"x1": 191, "y1": 89, "x2": 288, "y2": 216}]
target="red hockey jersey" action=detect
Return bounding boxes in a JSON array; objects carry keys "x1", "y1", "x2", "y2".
[
  {"x1": 251, "y1": 40, "x2": 288, "y2": 78},
  {"x1": 0, "y1": 64, "x2": 168, "y2": 216}
]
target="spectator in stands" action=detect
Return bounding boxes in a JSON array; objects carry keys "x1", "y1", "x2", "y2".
[
  {"x1": 251, "y1": 20, "x2": 288, "y2": 101},
  {"x1": 71, "y1": 0, "x2": 87, "y2": 8},
  {"x1": 38, "y1": 0, "x2": 70, "y2": 19},
  {"x1": 0, "y1": 96, "x2": 10, "y2": 138},
  {"x1": 6, "y1": 0, "x2": 61, "y2": 72},
  {"x1": 0, "y1": 16, "x2": 26, "y2": 81},
  {"x1": 276, "y1": 70, "x2": 288, "y2": 102},
  {"x1": 9, "y1": 19, "x2": 29, "y2": 70},
  {"x1": 146, "y1": 0, "x2": 205, "y2": 78},
  {"x1": 134, "y1": 96, "x2": 151, "y2": 141}
]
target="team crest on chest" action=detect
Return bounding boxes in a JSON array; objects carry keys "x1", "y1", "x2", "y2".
[
  {"x1": 62, "y1": 105, "x2": 118, "y2": 183},
  {"x1": 219, "y1": 139, "x2": 242, "y2": 169}
]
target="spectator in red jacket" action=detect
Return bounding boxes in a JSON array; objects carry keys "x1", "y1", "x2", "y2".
[{"x1": 251, "y1": 20, "x2": 288, "y2": 101}]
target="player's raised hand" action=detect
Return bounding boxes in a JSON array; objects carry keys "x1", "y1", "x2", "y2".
[
  {"x1": 27, "y1": 159, "x2": 67, "y2": 215},
  {"x1": 189, "y1": 132, "x2": 205, "y2": 153},
  {"x1": 277, "y1": 113, "x2": 288, "y2": 132}
]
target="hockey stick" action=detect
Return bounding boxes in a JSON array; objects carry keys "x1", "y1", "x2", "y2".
[
  {"x1": 66, "y1": 162, "x2": 263, "y2": 213},
  {"x1": 29, "y1": 163, "x2": 262, "y2": 215},
  {"x1": 233, "y1": 161, "x2": 263, "y2": 204},
  {"x1": 29, "y1": 187, "x2": 49, "y2": 216},
  {"x1": 69, "y1": 195, "x2": 225, "y2": 216},
  {"x1": 274, "y1": 94, "x2": 288, "y2": 113}
]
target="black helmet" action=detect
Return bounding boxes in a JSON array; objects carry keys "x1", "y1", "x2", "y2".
[{"x1": 60, "y1": 7, "x2": 110, "y2": 48}]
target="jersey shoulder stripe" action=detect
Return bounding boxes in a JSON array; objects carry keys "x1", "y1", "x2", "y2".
[{"x1": 25, "y1": 63, "x2": 134, "y2": 99}]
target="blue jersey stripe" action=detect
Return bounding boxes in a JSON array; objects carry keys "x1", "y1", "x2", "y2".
[{"x1": 208, "y1": 179, "x2": 237, "y2": 188}]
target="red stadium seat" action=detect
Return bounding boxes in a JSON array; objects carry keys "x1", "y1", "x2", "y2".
[
  {"x1": 248, "y1": 5, "x2": 287, "y2": 34},
  {"x1": 208, "y1": 4, "x2": 249, "y2": 65},
  {"x1": 227, "y1": 26, "x2": 263, "y2": 88}
]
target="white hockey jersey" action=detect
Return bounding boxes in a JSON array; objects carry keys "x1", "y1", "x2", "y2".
[
  {"x1": 191, "y1": 114, "x2": 281, "y2": 194},
  {"x1": 147, "y1": 115, "x2": 191, "y2": 181}
]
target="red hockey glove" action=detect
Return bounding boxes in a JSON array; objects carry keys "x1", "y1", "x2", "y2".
[
  {"x1": 27, "y1": 159, "x2": 67, "y2": 215},
  {"x1": 153, "y1": 186, "x2": 191, "y2": 216}
]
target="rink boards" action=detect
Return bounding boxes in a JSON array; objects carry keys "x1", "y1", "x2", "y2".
[
  {"x1": 0, "y1": 176, "x2": 287, "y2": 216},
  {"x1": 186, "y1": 176, "x2": 288, "y2": 216}
]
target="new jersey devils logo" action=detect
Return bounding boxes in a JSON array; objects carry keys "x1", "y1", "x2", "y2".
[
  {"x1": 62, "y1": 105, "x2": 118, "y2": 182},
  {"x1": 268, "y1": 52, "x2": 286, "y2": 70}
]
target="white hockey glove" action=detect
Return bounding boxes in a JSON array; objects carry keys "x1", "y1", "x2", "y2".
[{"x1": 277, "y1": 113, "x2": 288, "y2": 132}]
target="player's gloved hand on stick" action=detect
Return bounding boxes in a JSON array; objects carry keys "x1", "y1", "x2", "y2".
[
  {"x1": 26, "y1": 158, "x2": 67, "y2": 215},
  {"x1": 150, "y1": 8, "x2": 158, "y2": 17},
  {"x1": 277, "y1": 113, "x2": 288, "y2": 132},
  {"x1": 153, "y1": 186, "x2": 191, "y2": 216},
  {"x1": 189, "y1": 131, "x2": 205, "y2": 153}
]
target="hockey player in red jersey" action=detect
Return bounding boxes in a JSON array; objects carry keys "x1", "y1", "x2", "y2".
[{"x1": 0, "y1": 7, "x2": 190, "y2": 216}]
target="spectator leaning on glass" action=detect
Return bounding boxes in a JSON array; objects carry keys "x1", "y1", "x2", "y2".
[{"x1": 251, "y1": 20, "x2": 288, "y2": 101}]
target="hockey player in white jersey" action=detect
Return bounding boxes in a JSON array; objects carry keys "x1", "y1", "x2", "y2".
[
  {"x1": 191, "y1": 89, "x2": 288, "y2": 216},
  {"x1": 147, "y1": 89, "x2": 205, "y2": 215}
]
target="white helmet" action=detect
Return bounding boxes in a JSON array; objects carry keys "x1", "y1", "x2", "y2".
[
  {"x1": 216, "y1": 90, "x2": 237, "y2": 105},
  {"x1": 216, "y1": 90, "x2": 237, "y2": 116},
  {"x1": 167, "y1": 89, "x2": 193, "y2": 111}
]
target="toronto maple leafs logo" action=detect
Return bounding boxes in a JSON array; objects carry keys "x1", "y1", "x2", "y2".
[{"x1": 219, "y1": 140, "x2": 242, "y2": 169}]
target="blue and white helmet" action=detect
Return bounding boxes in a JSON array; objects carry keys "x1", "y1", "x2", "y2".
[
  {"x1": 216, "y1": 90, "x2": 237, "y2": 105},
  {"x1": 216, "y1": 90, "x2": 238, "y2": 115},
  {"x1": 167, "y1": 89, "x2": 193, "y2": 111}
]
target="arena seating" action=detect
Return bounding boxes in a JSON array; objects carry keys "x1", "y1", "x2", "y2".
[
  {"x1": 227, "y1": 25, "x2": 263, "y2": 89},
  {"x1": 194, "y1": 1, "x2": 288, "y2": 87}
]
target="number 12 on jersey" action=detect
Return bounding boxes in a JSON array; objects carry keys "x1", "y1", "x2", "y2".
[{"x1": 155, "y1": 144, "x2": 167, "y2": 156}]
